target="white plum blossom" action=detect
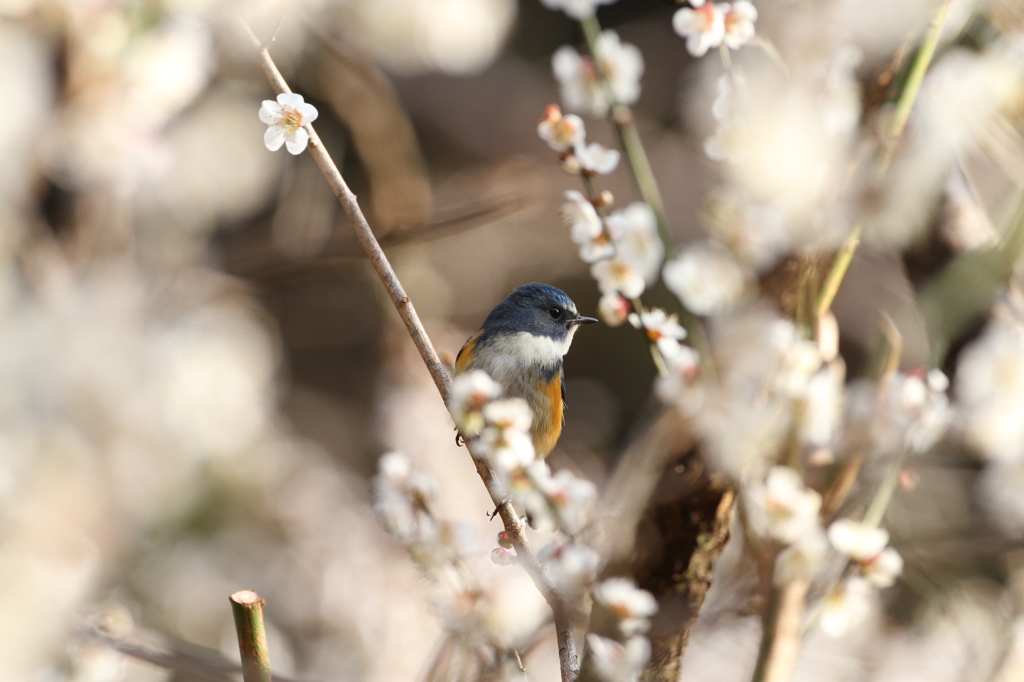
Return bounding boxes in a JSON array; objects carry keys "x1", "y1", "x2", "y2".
[
  {"x1": 563, "y1": 190, "x2": 614, "y2": 263},
  {"x1": 479, "y1": 398, "x2": 537, "y2": 472},
  {"x1": 828, "y1": 519, "x2": 889, "y2": 562},
  {"x1": 598, "y1": 292, "x2": 631, "y2": 327},
  {"x1": 672, "y1": 1, "x2": 726, "y2": 58},
  {"x1": 482, "y1": 397, "x2": 533, "y2": 434},
  {"x1": 662, "y1": 240, "x2": 747, "y2": 316},
  {"x1": 629, "y1": 308, "x2": 687, "y2": 360},
  {"x1": 593, "y1": 578, "x2": 658, "y2": 636},
  {"x1": 861, "y1": 548, "x2": 904, "y2": 588},
  {"x1": 800, "y1": 363, "x2": 844, "y2": 448},
  {"x1": 541, "y1": 468, "x2": 597, "y2": 534},
  {"x1": 591, "y1": 257, "x2": 647, "y2": 299},
  {"x1": 587, "y1": 634, "x2": 651, "y2": 682},
  {"x1": 774, "y1": 529, "x2": 828, "y2": 586},
  {"x1": 553, "y1": 31, "x2": 644, "y2": 117},
  {"x1": 746, "y1": 466, "x2": 822, "y2": 544},
  {"x1": 774, "y1": 340, "x2": 824, "y2": 398},
  {"x1": 829, "y1": 519, "x2": 903, "y2": 588},
  {"x1": 259, "y1": 93, "x2": 319, "y2": 155},
  {"x1": 540, "y1": 540, "x2": 600, "y2": 592},
  {"x1": 722, "y1": 1, "x2": 758, "y2": 50},
  {"x1": 956, "y1": 320, "x2": 1024, "y2": 462},
  {"x1": 655, "y1": 344, "x2": 702, "y2": 404},
  {"x1": 576, "y1": 141, "x2": 621, "y2": 175},
  {"x1": 890, "y1": 369, "x2": 953, "y2": 454},
  {"x1": 820, "y1": 576, "x2": 873, "y2": 638},
  {"x1": 449, "y1": 369, "x2": 502, "y2": 436},
  {"x1": 538, "y1": 104, "x2": 586, "y2": 152},
  {"x1": 372, "y1": 452, "x2": 439, "y2": 544},
  {"x1": 606, "y1": 202, "x2": 664, "y2": 286},
  {"x1": 540, "y1": 0, "x2": 617, "y2": 20}
]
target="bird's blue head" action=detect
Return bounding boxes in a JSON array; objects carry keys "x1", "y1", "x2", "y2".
[{"x1": 479, "y1": 283, "x2": 597, "y2": 351}]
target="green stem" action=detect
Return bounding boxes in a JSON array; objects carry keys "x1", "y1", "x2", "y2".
[
  {"x1": 815, "y1": 226, "x2": 861, "y2": 318},
  {"x1": 863, "y1": 449, "x2": 906, "y2": 529},
  {"x1": 579, "y1": 14, "x2": 673, "y2": 257},
  {"x1": 819, "y1": 0, "x2": 951, "y2": 316},
  {"x1": 230, "y1": 590, "x2": 272, "y2": 682},
  {"x1": 875, "y1": 0, "x2": 952, "y2": 179}
]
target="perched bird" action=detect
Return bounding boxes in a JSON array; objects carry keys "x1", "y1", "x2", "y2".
[{"x1": 455, "y1": 283, "x2": 597, "y2": 458}]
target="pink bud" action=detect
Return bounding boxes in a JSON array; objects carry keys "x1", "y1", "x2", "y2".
[{"x1": 491, "y1": 548, "x2": 516, "y2": 566}]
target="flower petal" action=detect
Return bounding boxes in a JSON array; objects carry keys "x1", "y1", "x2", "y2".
[
  {"x1": 296, "y1": 102, "x2": 319, "y2": 124},
  {"x1": 264, "y1": 125, "x2": 286, "y2": 151},
  {"x1": 285, "y1": 127, "x2": 310, "y2": 155},
  {"x1": 277, "y1": 92, "x2": 305, "y2": 107},
  {"x1": 259, "y1": 101, "x2": 281, "y2": 124}
]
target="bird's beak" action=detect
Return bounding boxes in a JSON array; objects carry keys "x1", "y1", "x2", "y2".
[{"x1": 573, "y1": 316, "x2": 598, "y2": 325}]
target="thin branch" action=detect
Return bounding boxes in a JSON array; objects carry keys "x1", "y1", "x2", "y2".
[
  {"x1": 242, "y1": 23, "x2": 579, "y2": 682},
  {"x1": 230, "y1": 590, "x2": 272, "y2": 682}
]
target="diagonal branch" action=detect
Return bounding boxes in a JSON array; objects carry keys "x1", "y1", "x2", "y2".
[{"x1": 242, "y1": 22, "x2": 579, "y2": 682}]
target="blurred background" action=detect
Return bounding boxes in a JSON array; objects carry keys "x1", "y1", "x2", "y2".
[{"x1": 2, "y1": 0, "x2": 1024, "y2": 680}]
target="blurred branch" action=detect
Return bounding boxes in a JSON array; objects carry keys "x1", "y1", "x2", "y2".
[
  {"x1": 875, "y1": 0, "x2": 953, "y2": 179},
  {"x1": 242, "y1": 23, "x2": 579, "y2": 682},
  {"x1": 578, "y1": 14, "x2": 671, "y2": 257},
  {"x1": 817, "y1": 0, "x2": 953, "y2": 318},
  {"x1": 82, "y1": 621, "x2": 306, "y2": 682},
  {"x1": 309, "y1": 26, "x2": 433, "y2": 234},
  {"x1": 230, "y1": 590, "x2": 273, "y2": 682},
  {"x1": 598, "y1": 411, "x2": 736, "y2": 681},
  {"x1": 750, "y1": 579, "x2": 810, "y2": 682}
]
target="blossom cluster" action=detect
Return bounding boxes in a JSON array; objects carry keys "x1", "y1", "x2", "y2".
[
  {"x1": 538, "y1": 105, "x2": 621, "y2": 175},
  {"x1": 745, "y1": 466, "x2": 905, "y2": 637},
  {"x1": 552, "y1": 30, "x2": 644, "y2": 119},
  {"x1": 448, "y1": 370, "x2": 598, "y2": 579},
  {"x1": 587, "y1": 578, "x2": 658, "y2": 682},
  {"x1": 672, "y1": 1, "x2": 758, "y2": 58}
]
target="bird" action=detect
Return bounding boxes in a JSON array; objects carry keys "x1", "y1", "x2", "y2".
[{"x1": 455, "y1": 283, "x2": 597, "y2": 458}]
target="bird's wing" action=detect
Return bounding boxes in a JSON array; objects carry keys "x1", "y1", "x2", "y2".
[
  {"x1": 455, "y1": 330, "x2": 483, "y2": 373},
  {"x1": 560, "y1": 368, "x2": 566, "y2": 424}
]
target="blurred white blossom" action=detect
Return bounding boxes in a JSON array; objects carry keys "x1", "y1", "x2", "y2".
[
  {"x1": 564, "y1": 190, "x2": 614, "y2": 263},
  {"x1": 606, "y1": 202, "x2": 663, "y2": 286},
  {"x1": 593, "y1": 578, "x2": 658, "y2": 637},
  {"x1": 828, "y1": 519, "x2": 903, "y2": 587},
  {"x1": 587, "y1": 634, "x2": 651, "y2": 682},
  {"x1": 449, "y1": 369, "x2": 502, "y2": 437},
  {"x1": 540, "y1": 539, "x2": 600, "y2": 593},
  {"x1": 672, "y1": 1, "x2": 726, "y2": 58},
  {"x1": 598, "y1": 292, "x2": 631, "y2": 327},
  {"x1": 576, "y1": 141, "x2": 621, "y2": 175},
  {"x1": 746, "y1": 467, "x2": 822, "y2": 544},
  {"x1": 828, "y1": 519, "x2": 890, "y2": 562},
  {"x1": 540, "y1": 0, "x2": 617, "y2": 20},
  {"x1": 591, "y1": 258, "x2": 646, "y2": 299},
  {"x1": 629, "y1": 308, "x2": 687, "y2": 360},
  {"x1": 553, "y1": 31, "x2": 643, "y2": 117},
  {"x1": 663, "y1": 240, "x2": 748, "y2": 316},
  {"x1": 774, "y1": 529, "x2": 828, "y2": 586},
  {"x1": 335, "y1": 0, "x2": 516, "y2": 75},
  {"x1": 820, "y1": 576, "x2": 873, "y2": 638},
  {"x1": 956, "y1": 320, "x2": 1024, "y2": 462},
  {"x1": 538, "y1": 105, "x2": 586, "y2": 152},
  {"x1": 541, "y1": 468, "x2": 597, "y2": 534},
  {"x1": 722, "y1": 1, "x2": 758, "y2": 50}
]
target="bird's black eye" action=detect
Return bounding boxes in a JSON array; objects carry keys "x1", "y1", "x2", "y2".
[{"x1": 549, "y1": 307, "x2": 562, "y2": 319}]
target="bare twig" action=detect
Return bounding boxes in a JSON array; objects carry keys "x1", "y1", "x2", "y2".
[
  {"x1": 82, "y1": 620, "x2": 309, "y2": 682},
  {"x1": 230, "y1": 590, "x2": 272, "y2": 682},
  {"x1": 242, "y1": 23, "x2": 579, "y2": 682}
]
